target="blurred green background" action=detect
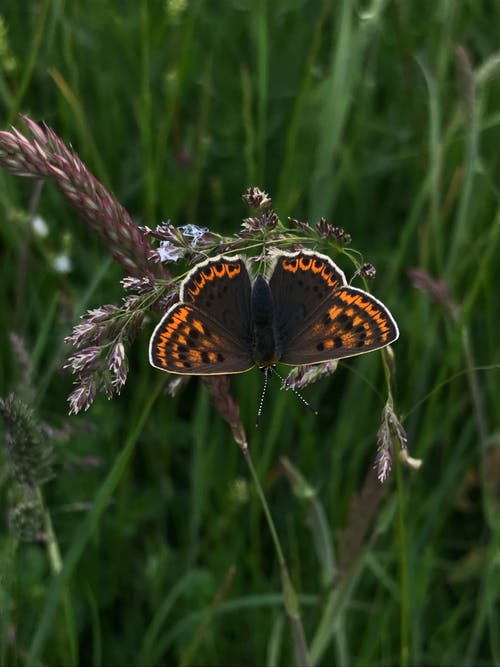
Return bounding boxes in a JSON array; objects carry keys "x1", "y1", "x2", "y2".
[{"x1": 1, "y1": 1, "x2": 499, "y2": 665}]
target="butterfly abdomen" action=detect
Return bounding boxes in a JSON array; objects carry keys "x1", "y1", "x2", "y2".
[{"x1": 251, "y1": 275, "x2": 280, "y2": 367}]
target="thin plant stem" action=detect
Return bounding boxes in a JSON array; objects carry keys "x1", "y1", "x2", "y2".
[
  {"x1": 382, "y1": 351, "x2": 410, "y2": 667},
  {"x1": 243, "y1": 447, "x2": 311, "y2": 667},
  {"x1": 395, "y1": 432, "x2": 410, "y2": 667},
  {"x1": 38, "y1": 487, "x2": 77, "y2": 665}
]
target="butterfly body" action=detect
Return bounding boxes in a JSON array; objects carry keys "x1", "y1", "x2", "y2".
[
  {"x1": 251, "y1": 274, "x2": 281, "y2": 367},
  {"x1": 149, "y1": 250, "x2": 399, "y2": 375}
]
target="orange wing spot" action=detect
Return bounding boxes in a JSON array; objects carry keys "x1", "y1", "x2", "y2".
[
  {"x1": 226, "y1": 263, "x2": 241, "y2": 279},
  {"x1": 201, "y1": 268, "x2": 214, "y2": 282},
  {"x1": 328, "y1": 305, "x2": 343, "y2": 320},
  {"x1": 355, "y1": 299, "x2": 391, "y2": 333},
  {"x1": 201, "y1": 334, "x2": 222, "y2": 349},
  {"x1": 321, "y1": 267, "x2": 338, "y2": 286},
  {"x1": 187, "y1": 274, "x2": 208, "y2": 298},
  {"x1": 176, "y1": 306, "x2": 191, "y2": 322},
  {"x1": 375, "y1": 313, "x2": 390, "y2": 330},
  {"x1": 339, "y1": 292, "x2": 359, "y2": 306},
  {"x1": 155, "y1": 346, "x2": 168, "y2": 367},
  {"x1": 210, "y1": 264, "x2": 226, "y2": 280},
  {"x1": 298, "y1": 257, "x2": 313, "y2": 271},
  {"x1": 311, "y1": 258, "x2": 324, "y2": 273},
  {"x1": 353, "y1": 316, "x2": 363, "y2": 327},
  {"x1": 192, "y1": 319, "x2": 205, "y2": 334},
  {"x1": 188, "y1": 350, "x2": 202, "y2": 364},
  {"x1": 210, "y1": 264, "x2": 225, "y2": 278},
  {"x1": 282, "y1": 258, "x2": 299, "y2": 273},
  {"x1": 208, "y1": 352, "x2": 218, "y2": 363}
]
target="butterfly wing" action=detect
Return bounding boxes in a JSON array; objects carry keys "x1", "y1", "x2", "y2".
[
  {"x1": 149, "y1": 303, "x2": 254, "y2": 374},
  {"x1": 181, "y1": 256, "x2": 252, "y2": 342},
  {"x1": 278, "y1": 286, "x2": 399, "y2": 365},
  {"x1": 149, "y1": 255, "x2": 254, "y2": 374},
  {"x1": 269, "y1": 250, "x2": 398, "y2": 365},
  {"x1": 269, "y1": 250, "x2": 346, "y2": 343}
]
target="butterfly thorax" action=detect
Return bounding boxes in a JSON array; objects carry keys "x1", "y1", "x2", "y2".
[{"x1": 251, "y1": 275, "x2": 280, "y2": 367}]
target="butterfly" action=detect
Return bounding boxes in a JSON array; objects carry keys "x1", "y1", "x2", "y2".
[{"x1": 149, "y1": 249, "x2": 399, "y2": 375}]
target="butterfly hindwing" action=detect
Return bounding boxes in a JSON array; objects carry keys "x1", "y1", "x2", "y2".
[
  {"x1": 149, "y1": 303, "x2": 254, "y2": 374},
  {"x1": 279, "y1": 286, "x2": 399, "y2": 366}
]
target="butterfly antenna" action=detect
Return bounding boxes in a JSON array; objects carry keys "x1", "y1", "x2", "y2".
[
  {"x1": 270, "y1": 367, "x2": 318, "y2": 415},
  {"x1": 256, "y1": 367, "x2": 271, "y2": 427}
]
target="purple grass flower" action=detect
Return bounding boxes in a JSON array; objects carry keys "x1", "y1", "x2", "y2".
[{"x1": 0, "y1": 117, "x2": 167, "y2": 279}]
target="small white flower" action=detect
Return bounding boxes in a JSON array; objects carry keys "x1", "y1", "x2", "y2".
[
  {"x1": 179, "y1": 224, "x2": 208, "y2": 245},
  {"x1": 52, "y1": 253, "x2": 72, "y2": 273},
  {"x1": 30, "y1": 215, "x2": 49, "y2": 238},
  {"x1": 157, "y1": 242, "x2": 184, "y2": 262}
]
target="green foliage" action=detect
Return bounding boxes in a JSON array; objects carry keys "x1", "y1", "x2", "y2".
[{"x1": 1, "y1": 1, "x2": 500, "y2": 665}]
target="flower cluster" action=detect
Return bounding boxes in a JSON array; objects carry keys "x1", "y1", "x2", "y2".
[
  {"x1": 374, "y1": 396, "x2": 417, "y2": 483},
  {"x1": 282, "y1": 361, "x2": 339, "y2": 391},
  {"x1": 408, "y1": 268, "x2": 459, "y2": 319},
  {"x1": 355, "y1": 263, "x2": 377, "y2": 280},
  {"x1": 64, "y1": 304, "x2": 145, "y2": 414},
  {"x1": 316, "y1": 216, "x2": 352, "y2": 244}
]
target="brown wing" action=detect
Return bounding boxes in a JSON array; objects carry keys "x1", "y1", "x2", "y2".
[
  {"x1": 180, "y1": 255, "x2": 252, "y2": 344},
  {"x1": 268, "y1": 250, "x2": 345, "y2": 349},
  {"x1": 149, "y1": 255, "x2": 254, "y2": 375},
  {"x1": 279, "y1": 286, "x2": 399, "y2": 366},
  {"x1": 149, "y1": 303, "x2": 254, "y2": 374}
]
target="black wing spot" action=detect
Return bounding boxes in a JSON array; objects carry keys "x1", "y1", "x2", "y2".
[
  {"x1": 201, "y1": 351, "x2": 210, "y2": 363},
  {"x1": 334, "y1": 336, "x2": 342, "y2": 348},
  {"x1": 316, "y1": 342, "x2": 325, "y2": 351}
]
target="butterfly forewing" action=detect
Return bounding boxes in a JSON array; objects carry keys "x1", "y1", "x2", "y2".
[
  {"x1": 181, "y1": 256, "x2": 252, "y2": 344},
  {"x1": 279, "y1": 286, "x2": 399, "y2": 366},
  {"x1": 269, "y1": 250, "x2": 346, "y2": 345}
]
